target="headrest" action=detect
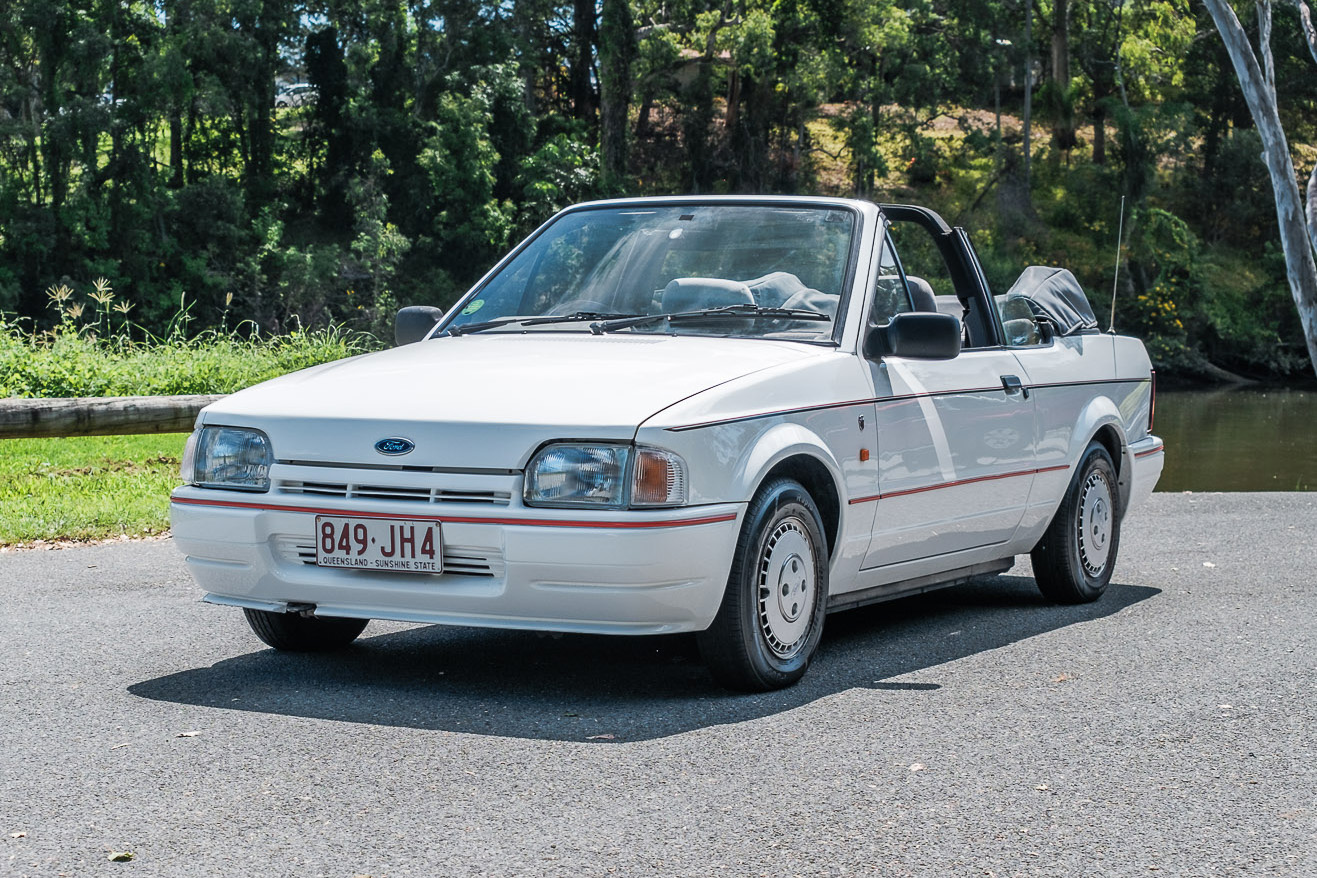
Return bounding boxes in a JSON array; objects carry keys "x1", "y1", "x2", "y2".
[
  {"x1": 741, "y1": 272, "x2": 807, "y2": 307},
  {"x1": 661, "y1": 277, "x2": 755, "y2": 313},
  {"x1": 906, "y1": 275, "x2": 937, "y2": 312}
]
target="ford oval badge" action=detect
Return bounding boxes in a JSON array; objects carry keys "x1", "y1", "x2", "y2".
[{"x1": 374, "y1": 437, "x2": 415, "y2": 456}]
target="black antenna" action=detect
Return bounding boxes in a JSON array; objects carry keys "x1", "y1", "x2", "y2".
[{"x1": 1108, "y1": 195, "x2": 1126, "y2": 333}]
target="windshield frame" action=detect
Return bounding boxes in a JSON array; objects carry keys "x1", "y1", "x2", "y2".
[{"x1": 434, "y1": 197, "x2": 867, "y2": 346}]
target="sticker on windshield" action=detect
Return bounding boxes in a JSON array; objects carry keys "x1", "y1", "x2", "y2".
[{"x1": 460, "y1": 299, "x2": 485, "y2": 316}]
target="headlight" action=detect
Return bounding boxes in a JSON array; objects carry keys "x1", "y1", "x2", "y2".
[
  {"x1": 181, "y1": 426, "x2": 273, "y2": 492},
  {"x1": 525, "y1": 443, "x2": 629, "y2": 507},
  {"x1": 523, "y1": 443, "x2": 688, "y2": 508}
]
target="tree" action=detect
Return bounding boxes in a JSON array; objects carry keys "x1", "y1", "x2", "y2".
[
  {"x1": 1201, "y1": 0, "x2": 1317, "y2": 374},
  {"x1": 1037, "y1": 0, "x2": 1078, "y2": 150},
  {"x1": 598, "y1": 0, "x2": 635, "y2": 189}
]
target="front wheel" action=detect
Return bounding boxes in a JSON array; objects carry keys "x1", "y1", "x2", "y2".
[
  {"x1": 1031, "y1": 441, "x2": 1121, "y2": 604},
  {"x1": 698, "y1": 478, "x2": 829, "y2": 691},
  {"x1": 243, "y1": 608, "x2": 368, "y2": 651}
]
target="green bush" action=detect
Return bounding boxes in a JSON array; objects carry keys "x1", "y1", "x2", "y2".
[{"x1": 0, "y1": 310, "x2": 375, "y2": 399}]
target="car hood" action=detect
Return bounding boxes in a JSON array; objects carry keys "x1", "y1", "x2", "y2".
[{"x1": 200, "y1": 333, "x2": 823, "y2": 469}]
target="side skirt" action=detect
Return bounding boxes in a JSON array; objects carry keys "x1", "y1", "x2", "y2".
[{"x1": 826, "y1": 558, "x2": 1015, "y2": 613}]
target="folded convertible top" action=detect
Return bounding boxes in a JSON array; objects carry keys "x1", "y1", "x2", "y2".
[{"x1": 1004, "y1": 266, "x2": 1100, "y2": 336}]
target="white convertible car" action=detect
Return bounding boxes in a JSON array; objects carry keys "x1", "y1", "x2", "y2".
[{"x1": 171, "y1": 197, "x2": 1164, "y2": 690}]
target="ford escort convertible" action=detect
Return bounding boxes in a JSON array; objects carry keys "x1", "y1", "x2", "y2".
[{"x1": 171, "y1": 197, "x2": 1164, "y2": 690}]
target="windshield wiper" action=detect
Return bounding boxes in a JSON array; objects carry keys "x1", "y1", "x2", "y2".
[
  {"x1": 444, "y1": 317, "x2": 525, "y2": 336},
  {"x1": 446, "y1": 311, "x2": 641, "y2": 336},
  {"x1": 519, "y1": 310, "x2": 642, "y2": 326},
  {"x1": 589, "y1": 304, "x2": 831, "y2": 334}
]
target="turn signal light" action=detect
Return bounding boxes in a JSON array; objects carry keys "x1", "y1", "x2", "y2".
[{"x1": 631, "y1": 447, "x2": 688, "y2": 506}]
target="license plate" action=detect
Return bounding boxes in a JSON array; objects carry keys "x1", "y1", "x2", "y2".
[{"x1": 315, "y1": 516, "x2": 443, "y2": 574}]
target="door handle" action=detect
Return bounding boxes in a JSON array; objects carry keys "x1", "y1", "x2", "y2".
[{"x1": 1001, "y1": 375, "x2": 1029, "y2": 399}]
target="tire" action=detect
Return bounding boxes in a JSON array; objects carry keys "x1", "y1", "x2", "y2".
[
  {"x1": 1031, "y1": 441, "x2": 1121, "y2": 604},
  {"x1": 698, "y1": 478, "x2": 829, "y2": 691},
  {"x1": 243, "y1": 608, "x2": 368, "y2": 651}
]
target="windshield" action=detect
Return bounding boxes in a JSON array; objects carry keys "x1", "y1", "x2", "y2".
[{"x1": 443, "y1": 204, "x2": 857, "y2": 340}]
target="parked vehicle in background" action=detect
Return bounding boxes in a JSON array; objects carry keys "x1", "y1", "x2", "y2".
[
  {"x1": 276, "y1": 84, "x2": 317, "y2": 108},
  {"x1": 171, "y1": 197, "x2": 1164, "y2": 691}
]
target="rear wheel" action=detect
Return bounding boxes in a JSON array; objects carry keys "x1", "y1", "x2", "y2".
[
  {"x1": 243, "y1": 608, "x2": 368, "y2": 651},
  {"x1": 698, "y1": 478, "x2": 828, "y2": 691},
  {"x1": 1032, "y1": 441, "x2": 1120, "y2": 604}
]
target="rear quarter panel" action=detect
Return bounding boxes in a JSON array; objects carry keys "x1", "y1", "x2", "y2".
[{"x1": 1011, "y1": 333, "x2": 1153, "y2": 543}]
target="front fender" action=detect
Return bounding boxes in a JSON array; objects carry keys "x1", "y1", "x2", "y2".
[
  {"x1": 730, "y1": 422, "x2": 847, "y2": 504},
  {"x1": 641, "y1": 418, "x2": 848, "y2": 507},
  {"x1": 636, "y1": 406, "x2": 873, "y2": 583}
]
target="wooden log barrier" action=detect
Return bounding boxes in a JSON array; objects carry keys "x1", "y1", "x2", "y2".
[{"x1": 0, "y1": 395, "x2": 226, "y2": 439}]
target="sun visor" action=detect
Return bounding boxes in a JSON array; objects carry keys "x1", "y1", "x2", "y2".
[{"x1": 1004, "y1": 266, "x2": 1100, "y2": 336}]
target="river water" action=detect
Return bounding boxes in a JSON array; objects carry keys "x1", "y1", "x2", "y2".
[{"x1": 1153, "y1": 386, "x2": 1316, "y2": 492}]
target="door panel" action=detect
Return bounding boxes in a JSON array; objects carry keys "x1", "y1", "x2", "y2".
[{"x1": 862, "y1": 349, "x2": 1038, "y2": 569}]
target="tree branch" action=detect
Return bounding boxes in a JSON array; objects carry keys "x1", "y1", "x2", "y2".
[
  {"x1": 1204, "y1": 0, "x2": 1317, "y2": 372},
  {"x1": 1291, "y1": 0, "x2": 1317, "y2": 64},
  {"x1": 1308, "y1": 163, "x2": 1317, "y2": 258},
  {"x1": 1257, "y1": 2, "x2": 1276, "y2": 98},
  {"x1": 1288, "y1": 1, "x2": 1317, "y2": 255}
]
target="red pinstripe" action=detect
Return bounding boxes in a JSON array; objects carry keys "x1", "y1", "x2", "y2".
[
  {"x1": 847, "y1": 464, "x2": 1071, "y2": 505},
  {"x1": 170, "y1": 496, "x2": 737, "y2": 529}
]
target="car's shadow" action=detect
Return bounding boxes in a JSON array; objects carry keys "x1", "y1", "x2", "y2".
[{"x1": 130, "y1": 576, "x2": 1159, "y2": 742}]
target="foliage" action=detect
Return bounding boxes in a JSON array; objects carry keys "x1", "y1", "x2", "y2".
[
  {"x1": 0, "y1": 0, "x2": 1312, "y2": 379},
  {"x1": 0, "y1": 280, "x2": 374, "y2": 398}
]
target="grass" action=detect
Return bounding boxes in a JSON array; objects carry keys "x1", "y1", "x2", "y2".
[
  {"x1": 0, "y1": 433, "x2": 188, "y2": 546},
  {"x1": 1, "y1": 290, "x2": 375, "y2": 546},
  {"x1": 0, "y1": 319, "x2": 374, "y2": 398}
]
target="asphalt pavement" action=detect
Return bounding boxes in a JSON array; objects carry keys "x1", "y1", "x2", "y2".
[{"x1": 2, "y1": 493, "x2": 1315, "y2": 877}]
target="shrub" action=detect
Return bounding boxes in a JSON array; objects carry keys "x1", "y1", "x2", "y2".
[{"x1": 0, "y1": 280, "x2": 376, "y2": 398}]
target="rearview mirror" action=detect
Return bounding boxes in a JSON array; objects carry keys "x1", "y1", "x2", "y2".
[
  {"x1": 394, "y1": 306, "x2": 445, "y2": 346},
  {"x1": 864, "y1": 312, "x2": 962, "y2": 360}
]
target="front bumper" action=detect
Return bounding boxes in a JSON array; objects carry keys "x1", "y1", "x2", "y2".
[{"x1": 170, "y1": 487, "x2": 744, "y2": 635}]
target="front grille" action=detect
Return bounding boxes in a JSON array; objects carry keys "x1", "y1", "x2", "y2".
[
  {"x1": 276, "y1": 479, "x2": 512, "y2": 506},
  {"x1": 273, "y1": 536, "x2": 503, "y2": 578}
]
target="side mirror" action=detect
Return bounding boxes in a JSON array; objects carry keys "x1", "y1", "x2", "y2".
[
  {"x1": 864, "y1": 312, "x2": 962, "y2": 360},
  {"x1": 394, "y1": 305, "x2": 444, "y2": 346}
]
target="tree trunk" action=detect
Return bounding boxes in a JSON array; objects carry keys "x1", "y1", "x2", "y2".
[
  {"x1": 1023, "y1": 0, "x2": 1033, "y2": 185},
  {"x1": 635, "y1": 89, "x2": 654, "y2": 141},
  {"x1": 571, "y1": 0, "x2": 597, "y2": 121},
  {"x1": 169, "y1": 109, "x2": 185, "y2": 189},
  {"x1": 1051, "y1": 0, "x2": 1076, "y2": 149},
  {"x1": 598, "y1": 0, "x2": 635, "y2": 189},
  {"x1": 724, "y1": 68, "x2": 740, "y2": 133},
  {"x1": 1201, "y1": 0, "x2": 1317, "y2": 374},
  {"x1": 1200, "y1": 48, "x2": 1234, "y2": 180},
  {"x1": 1092, "y1": 104, "x2": 1106, "y2": 165},
  {"x1": 247, "y1": 32, "x2": 277, "y2": 207},
  {"x1": 1052, "y1": 0, "x2": 1070, "y2": 86},
  {"x1": 1292, "y1": 0, "x2": 1317, "y2": 254},
  {"x1": 682, "y1": 59, "x2": 715, "y2": 192},
  {"x1": 1309, "y1": 161, "x2": 1317, "y2": 253}
]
